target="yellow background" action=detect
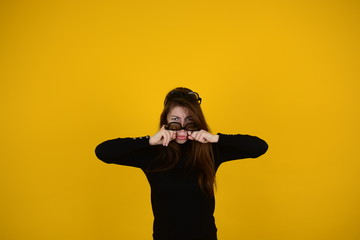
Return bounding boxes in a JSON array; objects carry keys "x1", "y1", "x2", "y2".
[{"x1": 1, "y1": 0, "x2": 359, "y2": 239}]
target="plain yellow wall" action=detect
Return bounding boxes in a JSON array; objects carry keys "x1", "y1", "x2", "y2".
[{"x1": 1, "y1": 0, "x2": 359, "y2": 239}]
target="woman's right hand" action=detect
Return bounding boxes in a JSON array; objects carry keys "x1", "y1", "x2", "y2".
[{"x1": 149, "y1": 125, "x2": 176, "y2": 147}]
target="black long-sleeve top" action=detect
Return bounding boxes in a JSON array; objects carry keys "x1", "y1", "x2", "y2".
[{"x1": 95, "y1": 134, "x2": 268, "y2": 240}]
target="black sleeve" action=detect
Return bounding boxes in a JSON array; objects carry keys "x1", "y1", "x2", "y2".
[
  {"x1": 95, "y1": 136, "x2": 156, "y2": 169},
  {"x1": 214, "y1": 133, "x2": 268, "y2": 167}
]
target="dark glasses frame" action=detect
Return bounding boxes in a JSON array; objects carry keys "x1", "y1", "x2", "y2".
[
  {"x1": 165, "y1": 122, "x2": 199, "y2": 131},
  {"x1": 164, "y1": 91, "x2": 202, "y2": 105}
]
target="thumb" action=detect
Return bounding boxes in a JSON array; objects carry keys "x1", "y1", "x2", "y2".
[{"x1": 187, "y1": 131, "x2": 194, "y2": 140}]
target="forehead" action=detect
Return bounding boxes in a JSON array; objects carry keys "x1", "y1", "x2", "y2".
[{"x1": 168, "y1": 106, "x2": 190, "y2": 117}]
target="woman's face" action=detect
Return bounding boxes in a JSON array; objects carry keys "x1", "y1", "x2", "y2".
[{"x1": 167, "y1": 106, "x2": 194, "y2": 144}]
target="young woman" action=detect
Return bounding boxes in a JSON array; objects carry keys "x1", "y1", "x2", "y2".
[{"x1": 95, "y1": 87, "x2": 268, "y2": 240}]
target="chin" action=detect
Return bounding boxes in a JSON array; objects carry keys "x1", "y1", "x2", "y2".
[{"x1": 175, "y1": 139, "x2": 188, "y2": 144}]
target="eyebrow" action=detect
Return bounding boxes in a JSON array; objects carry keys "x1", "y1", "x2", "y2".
[{"x1": 169, "y1": 115, "x2": 192, "y2": 119}]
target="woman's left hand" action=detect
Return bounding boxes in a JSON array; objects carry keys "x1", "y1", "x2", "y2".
[{"x1": 187, "y1": 130, "x2": 219, "y2": 143}]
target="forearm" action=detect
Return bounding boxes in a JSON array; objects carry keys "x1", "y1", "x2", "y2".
[
  {"x1": 95, "y1": 136, "x2": 151, "y2": 163},
  {"x1": 217, "y1": 133, "x2": 268, "y2": 158}
]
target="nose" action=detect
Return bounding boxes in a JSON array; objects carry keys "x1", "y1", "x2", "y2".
[{"x1": 177, "y1": 128, "x2": 187, "y2": 136}]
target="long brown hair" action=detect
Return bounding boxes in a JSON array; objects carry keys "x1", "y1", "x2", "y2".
[{"x1": 154, "y1": 87, "x2": 216, "y2": 196}]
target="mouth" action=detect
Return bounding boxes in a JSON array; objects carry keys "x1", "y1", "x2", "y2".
[{"x1": 176, "y1": 136, "x2": 187, "y2": 140}]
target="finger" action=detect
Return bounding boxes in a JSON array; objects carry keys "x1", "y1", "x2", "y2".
[
  {"x1": 153, "y1": 131, "x2": 163, "y2": 145},
  {"x1": 199, "y1": 131, "x2": 211, "y2": 143},
  {"x1": 171, "y1": 131, "x2": 176, "y2": 141},
  {"x1": 165, "y1": 130, "x2": 174, "y2": 146},
  {"x1": 191, "y1": 130, "x2": 209, "y2": 143},
  {"x1": 187, "y1": 131, "x2": 194, "y2": 140},
  {"x1": 157, "y1": 126, "x2": 167, "y2": 145},
  {"x1": 195, "y1": 132, "x2": 206, "y2": 143},
  {"x1": 187, "y1": 131, "x2": 192, "y2": 138},
  {"x1": 189, "y1": 131, "x2": 199, "y2": 141},
  {"x1": 163, "y1": 130, "x2": 170, "y2": 146}
]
